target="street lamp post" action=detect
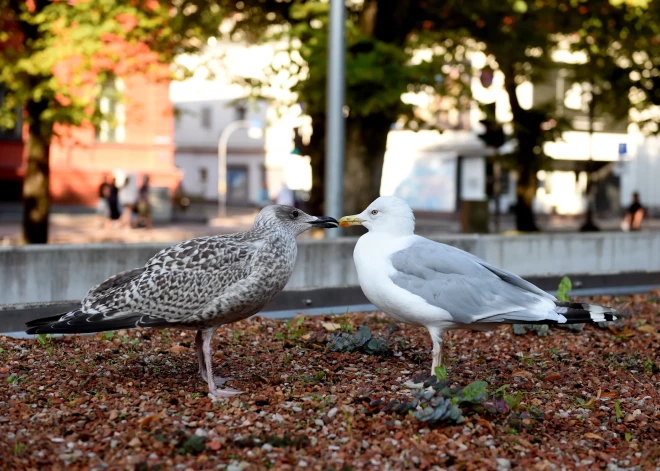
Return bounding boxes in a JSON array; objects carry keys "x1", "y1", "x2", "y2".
[
  {"x1": 325, "y1": 0, "x2": 346, "y2": 237},
  {"x1": 217, "y1": 119, "x2": 263, "y2": 219}
]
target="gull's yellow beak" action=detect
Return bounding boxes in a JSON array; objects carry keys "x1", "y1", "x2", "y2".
[{"x1": 339, "y1": 215, "x2": 364, "y2": 227}]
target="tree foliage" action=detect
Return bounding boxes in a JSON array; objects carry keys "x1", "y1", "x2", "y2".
[{"x1": 0, "y1": 0, "x2": 227, "y2": 243}]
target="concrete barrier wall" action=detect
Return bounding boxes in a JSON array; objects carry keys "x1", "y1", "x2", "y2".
[{"x1": 1, "y1": 232, "x2": 658, "y2": 304}]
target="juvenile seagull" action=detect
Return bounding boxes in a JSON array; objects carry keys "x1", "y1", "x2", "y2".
[
  {"x1": 339, "y1": 196, "x2": 616, "y2": 374},
  {"x1": 26, "y1": 205, "x2": 338, "y2": 398}
]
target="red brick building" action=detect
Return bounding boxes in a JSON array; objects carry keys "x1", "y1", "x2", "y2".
[{"x1": 0, "y1": 74, "x2": 181, "y2": 206}]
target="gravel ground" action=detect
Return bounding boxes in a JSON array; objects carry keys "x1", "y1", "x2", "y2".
[{"x1": 1, "y1": 293, "x2": 659, "y2": 471}]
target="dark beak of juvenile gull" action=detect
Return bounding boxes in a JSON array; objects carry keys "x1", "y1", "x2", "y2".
[{"x1": 309, "y1": 216, "x2": 340, "y2": 228}]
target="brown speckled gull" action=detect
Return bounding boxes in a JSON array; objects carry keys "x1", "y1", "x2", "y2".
[{"x1": 26, "y1": 205, "x2": 338, "y2": 398}]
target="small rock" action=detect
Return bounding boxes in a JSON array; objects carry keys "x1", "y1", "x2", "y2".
[
  {"x1": 261, "y1": 443, "x2": 273, "y2": 452},
  {"x1": 315, "y1": 419, "x2": 324, "y2": 427},
  {"x1": 128, "y1": 437, "x2": 142, "y2": 448},
  {"x1": 194, "y1": 428, "x2": 208, "y2": 438},
  {"x1": 327, "y1": 407, "x2": 338, "y2": 419},
  {"x1": 496, "y1": 458, "x2": 511, "y2": 471},
  {"x1": 207, "y1": 439, "x2": 222, "y2": 451},
  {"x1": 298, "y1": 460, "x2": 308, "y2": 467}
]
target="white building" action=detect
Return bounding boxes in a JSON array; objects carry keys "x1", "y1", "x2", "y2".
[{"x1": 171, "y1": 37, "x2": 312, "y2": 206}]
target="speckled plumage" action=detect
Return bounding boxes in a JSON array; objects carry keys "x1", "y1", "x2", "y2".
[{"x1": 26, "y1": 205, "x2": 338, "y2": 398}]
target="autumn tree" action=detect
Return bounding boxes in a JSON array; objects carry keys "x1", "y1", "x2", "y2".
[{"x1": 0, "y1": 0, "x2": 225, "y2": 243}]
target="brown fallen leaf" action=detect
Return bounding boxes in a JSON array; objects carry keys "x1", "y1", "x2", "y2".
[
  {"x1": 516, "y1": 438, "x2": 533, "y2": 448},
  {"x1": 322, "y1": 322, "x2": 341, "y2": 332},
  {"x1": 600, "y1": 391, "x2": 618, "y2": 399},
  {"x1": 624, "y1": 414, "x2": 635, "y2": 422},
  {"x1": 512, "y1": 370, "x2": 533, "y2": 379},
  {"x1": 140, "y1": 411, "x2": 163, "y2": 428},
  {"x1": 584, "y1": 432, "x2": 603, "y2": 440},
  {"x1": 128, "y1": 437, "x2": 142, "y2": 448},
  {"x1": 207, "y1": 439, "x2": 222, "y2": 451},
  {"x1": 477, "y1": 418, "x2": 494, "y2": 435},
  {"x1": 637, "y1": 324, "x2": 657, "y2": 335},
  {"x1": 169, "y1": 345, "x2": 188, "y2": 353},
  {"x1": 544, "y1": 373, "x2": 563, "y2": 382}
]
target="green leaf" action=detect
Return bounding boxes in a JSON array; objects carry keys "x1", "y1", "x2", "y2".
[
  {"x1": 434, "y1": 365, "x2": 447, "y2": 381},
  {"x1": 460, "y1": 380, "x2": 488, "y2": 403},
  {"x1": 615, "y1": 400, "x2": 622, "y2": 421},
  {"x1": 557, "y1": 276, "x2": 572, "y2": 302}
]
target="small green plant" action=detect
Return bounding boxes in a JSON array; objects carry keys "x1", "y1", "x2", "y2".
[
  {"x1": 556, "y1": 276, "x2": 572, "y2": 301},
  {"x1": 625, "y1": 432, "x2": 632, "y2": 442},
  {"x1": 338, "y1": 309, "x2": 354, "y2": 333},
  {"x1": 102, "y1": 331, "x2": 115, "y2": 341},
  {"x1": 276, "y1": 315, "x2": 307, "y2": 342},
  {"x1": 37, "y1": 333, "x2": 55, "y2": 356},
  {"x1": 643, "y1": 358, "x2": 658, "y2": 376},
  {"x1": 327, "y1": 326, "x2": 390, "y2": 355},
  {"x1": 434, "y1": 365, "x2": 447, "y2": 381},
  {"x1": 13, "y1": 442, "x2": 26, "y2": 456},
  {"x1": 0, "y1": 346, "x2": 5, "y2": 354},
  {"x1": 504, "y1": 391, "x2": 523, "y2": 411},
  {"x1": 364, "y1": 375, "x2": 506, "y2": 427},
  {"x1": 614, "y1": 401, "x2": 623, "y2": 421}
]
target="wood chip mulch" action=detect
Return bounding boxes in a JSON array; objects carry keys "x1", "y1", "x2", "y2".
[{"x1": 1, "y1": 293, "x2": 659, "y2": 471}]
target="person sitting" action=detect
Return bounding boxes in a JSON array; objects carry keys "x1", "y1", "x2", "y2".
[{"x1": 622, "y1": 191, "x2": 645, "y2": 231}]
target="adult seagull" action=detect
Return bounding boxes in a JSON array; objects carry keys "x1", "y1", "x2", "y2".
[
  {"x1": 26, "y1": 205, "x2": 338, "y2": 399},
  {"x1": 339, "y1": 196, "x2": 616, "y2": 374}
]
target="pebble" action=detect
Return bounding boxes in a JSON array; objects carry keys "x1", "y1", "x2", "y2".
[
  {"x1": 315, "y1": 419, "x2": 324, "y2": 427},
  {"x1": 327, "y1": 407, "x2": 338, "y2": 419},
  {"x1": 298, "y1": 460, "x2": 308, "y2": 467},
  {"x1": 261, "y1": 443, "x2": 273, "y2": 452},
  {"x1": 496, "y1": 458, "x2": 511, "y2": 471}
]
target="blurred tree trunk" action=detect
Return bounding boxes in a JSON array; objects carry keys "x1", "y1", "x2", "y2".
[
  {"x1": 343, "y1": 114, "x2": 391, "y2": 215},
  {"x1": 308, "y1": 113, "x2": 326, "y2": 216},
  {"x1": 502, "y1": 64, "x2": 540, "y2": 232},
  {"x1": 22, "y1": 98, "x2": 52, "y2": 244}
]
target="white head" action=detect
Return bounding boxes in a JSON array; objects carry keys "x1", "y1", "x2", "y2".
[{"x1": 338, "y1": 196, "x2": 415, "y2": 236}]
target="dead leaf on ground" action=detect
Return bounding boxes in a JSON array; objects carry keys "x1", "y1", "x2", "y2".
[
  {"x1": 140, "y1": 411, "x2": 163, "y2": 428},
  {"x1": 512, "y1": 370, "x2": 534, "y2": 379},
  {"x1": 477, "y1": 418, "x2": 495, "y2": 435},
  {"x1": 322, "y1": 322, "x2": 341, "y2": 332},
  {"x1": 544, "y1": 373, "x2": 563, "y2": 382},
  {"x1": 169, "y1": 345, "x2": 188, "y2": 353},
  {"x1": 636, "y1": 324, "x2": 658, "y2": 335},
  {"x1": 584, "y1": 432, "x2": 603, "y2": 440}
]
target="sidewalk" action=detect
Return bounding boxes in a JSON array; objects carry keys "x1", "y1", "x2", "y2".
[{"x1": 1, "y1": 206, "x2": 658, "y2": 245}]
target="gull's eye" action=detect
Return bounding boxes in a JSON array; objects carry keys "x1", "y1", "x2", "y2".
[
  {"x1": 292, "y1": 210, "x2": 300, "y2": 218},
  {"x1": 371, "y1": 209, "x2": 379, "y2": 216}
]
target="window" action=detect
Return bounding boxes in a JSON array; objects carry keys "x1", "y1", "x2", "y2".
[
  {"x1": 0, "y1": 85, "x2": 22, "y2": 140},
  {"x1": 201, "y1": 107, "x2": 211, "y2": 129},
  {"x1": 235, "y1": 103, "x2": 247, "y2": 121},
  {"x1": 95, "y1": 76, "x2": 126, "y2": 143}
]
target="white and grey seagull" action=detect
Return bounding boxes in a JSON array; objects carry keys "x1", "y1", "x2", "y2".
[
  {"x1": 26, "y1": 205, "x2": 338, "y2": 398},
  {"x1": 339, "y1": 196, "x2": 616, "y2": 374}
]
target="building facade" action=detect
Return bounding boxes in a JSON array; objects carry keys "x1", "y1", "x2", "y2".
[{"x1": 0, "y1": 75, "x2": 180, "y2": 207}]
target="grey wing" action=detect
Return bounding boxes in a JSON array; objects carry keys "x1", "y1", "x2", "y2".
[
  {"x1": 81, "y1": 234, "x2": 260, "y2": 323},
  {"x1": 389, "y1": 238, "x2": 555, "y2": 324}
]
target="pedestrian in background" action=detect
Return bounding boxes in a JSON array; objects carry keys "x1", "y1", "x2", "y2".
[
  {"x1": 622, "y1": 191, "x2": 645, "y2": 232},
  {"x1": 96, "y1": 175, "x2": 111, "y2": 228},
  {"x1": 118, "y1": 175, "x2": 138, "y2": 229},
  {"x1": 136, "y1": 175, "x2": 152, "y2": 229}
]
